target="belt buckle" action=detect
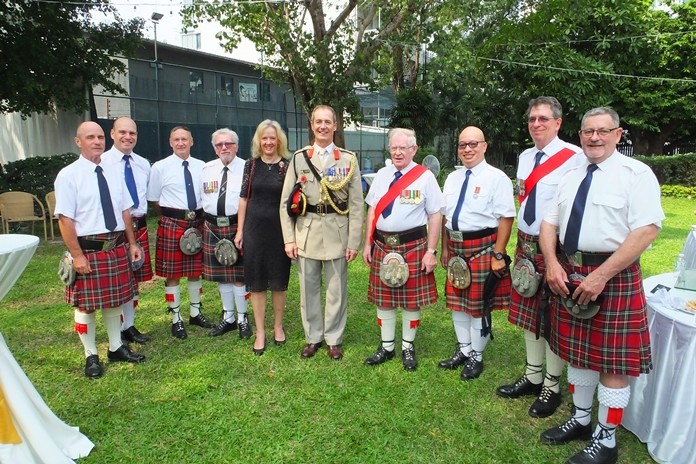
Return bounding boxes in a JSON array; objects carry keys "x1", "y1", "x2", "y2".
[
  {"x1": 316, "y1": 204, "x2": 327, "y2": 216},
  {"x1": 131, "y1": 219, "x2": 139, "y2": 231},
  {"x1": 385, "y1": 234, "x2": 400, "y2": 246},
  {"x1": 449, "y1": 231, "x2": 463, "y2": 242},
  {"x1": 567, "y1": 251, "x2": 583, "y2": 267},
  {"x1": 216, "y1": 216, "x2": 230, "y2": 227},
  {"x1": 184, "y1": 210, "x2": 196, "y2": 220},
  {"x1": 522, "y1": 241, "x2": 537, "y2": 257}
]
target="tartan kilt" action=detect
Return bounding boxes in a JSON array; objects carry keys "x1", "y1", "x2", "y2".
[
  {"x1": 131, "y1": 225, "x2": 153, "y2": 283},
  {"x1": 445, "y1": 232, "x2": 511, "y2": 317},
  {"x1": 549, "y1": 260, "x2": 651, "y2": 376},
  {"x1": 155, "y1": 216, "x2": 203, "y2": 279},
  {"x1": 508, "y1": 230, "x2": 545, "y2": 333},
  {"x1": 65, "y1": 233, "x2": 135, "y2": 311},
  {"x1": 202, "y1": 220, "x2": 244, "y2": 283},
  {"x1": 368, "y1": 236, "x2": 437, "y2": 309}
]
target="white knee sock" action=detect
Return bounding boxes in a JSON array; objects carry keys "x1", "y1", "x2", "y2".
[
  {"x1": 102, "y1": 306, "x2": 124, "y2": 352},
  {"x1": 470, "y1": 316, "x2": 488, "y2": 362},
  {"x1": 452, "y1": 311, "x2": 472, "y2": 355},
  {"x1": 402, "y1": 310, "x2": 421, "y2": 350},
  {"x1": 567, "y1": 366, "x2": 599, "y2": 426},
  {"x1": 544, "y1": 341, "x2": 565, "y2": 393},
  {"x1": 523, "y1": 329, "x2": 545, "y2": 384},
  {"x1": 187, "y1": 280, "x2": 202, "y2": 317},
  {"x1": 218, "y1": 283, "x2": 236, "y2": 323},
  {"x1": 376, "y1": 307, "x2": 397, "y2": 352},
  {"x1": 75, "y1": 310, "x2": 97, "y2": 357},
  {"x1": 232, "y1": 284, "x2": 248, "y2": 320},
  {"x1": 122, "y1": 299, "x2": 135, "y2": 330},
  {"x1": 165, "y1": 285, "x2": 181, "y2": 323},
  {"x1": 596, "y1": 384, "x2": 630, "y2": 448}
]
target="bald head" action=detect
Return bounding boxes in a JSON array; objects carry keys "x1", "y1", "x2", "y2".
[
  {"x1": 457, "y1": 126, "x2": 487, "y2": 169},
  {"x1": 111, "y1": 116, "x2": 138, "y2": 154},
  {"x1": 75, "y1": 122, "x2": 105, "y2": 163}
]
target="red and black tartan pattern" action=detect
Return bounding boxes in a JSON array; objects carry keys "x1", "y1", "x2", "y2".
[
  {"x1": 508, "y1": 230, "x2": 546, "y2": 333},
  {"x1": 131, "y1": 225, "x2": 153, "y2": 283},
  {"x1": 549, "y1": 260, "x2": 651, "y2": 376},
  {"x1": 445, "y1": 232, "x2": 511, "y2": 317},
  {"x1": 65, "y1": 233, "x2": 135, "y2": 311},
  {"x1": 155, "y1": 216, "x2": 203, "y2": 278},
  {"x1": 202, "y1": 220, "x2": 244, "y2": 283},
  {"x1": 368, "y1": 236, "x2": 438, "y2": 309}
]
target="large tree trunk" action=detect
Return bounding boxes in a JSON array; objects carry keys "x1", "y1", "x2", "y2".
[{"x1": 631, "y1": 121, "x2": 679, "y2": 156}]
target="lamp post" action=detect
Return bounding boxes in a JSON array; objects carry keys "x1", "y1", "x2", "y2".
[{"x1": 151, "y1": 12, "x2": 164, "y2": 157}]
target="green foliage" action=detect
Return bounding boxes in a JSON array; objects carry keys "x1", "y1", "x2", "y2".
[
  {"x1": 661, "y1": 184, "x2": 696, "y2": 199},
  {"x1": 0, "y1": 153, "x2": 78, "y2": 199},
  {"x1": 389, "y1": 86, "x2": 439, "y2": 147},
  {"x1": 0, "y1": 0, "x2": 144, "y2": 116},
  {"x1": 635, "y1": 153, "x2": 696, "y2": 187}
]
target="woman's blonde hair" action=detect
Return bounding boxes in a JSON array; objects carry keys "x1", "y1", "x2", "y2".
[{"x1": 251, "y1": 120, "x2": 290, "y2": 159}]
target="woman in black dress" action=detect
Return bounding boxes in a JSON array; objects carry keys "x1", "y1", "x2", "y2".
[{"x1": 235, "y1": 120, "x2": 291, "y2": 355}]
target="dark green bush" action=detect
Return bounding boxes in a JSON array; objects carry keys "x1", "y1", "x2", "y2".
[
  {"x1": 635, "y1": 153, "x2": 696, "y2": 187},
  {"x1": 0, "y1": 153, "x2": 78, "y2": 200}
]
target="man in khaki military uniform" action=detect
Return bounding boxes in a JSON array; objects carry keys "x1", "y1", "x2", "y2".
[{"x1": 279, "y1": 105, "x2": 363, "y2": 361}]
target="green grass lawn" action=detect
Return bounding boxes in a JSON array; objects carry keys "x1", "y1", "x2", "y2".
[{"x1": 1, "y1": 197, "x2": 693, "y2": 463}]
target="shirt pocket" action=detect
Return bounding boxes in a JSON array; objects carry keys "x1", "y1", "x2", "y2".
[{"x1": 591, "y1": 194, "x2": 625, "y2": 210}]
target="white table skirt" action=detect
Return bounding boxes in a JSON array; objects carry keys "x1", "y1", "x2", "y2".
[
  {"x1": 0, "y1": 234, "x2": 39, "y2": 302},
  {"x1": 623, "y1": 273, "x2": 696, "y2": 464}
]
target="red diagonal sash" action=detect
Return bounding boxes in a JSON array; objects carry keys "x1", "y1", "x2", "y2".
[
  {"x1": 518, "y1": 147, "x2": 576, "y2": 203},
  {"x1": 368, "y1": 165, "x2": 428, "y2": 244}
]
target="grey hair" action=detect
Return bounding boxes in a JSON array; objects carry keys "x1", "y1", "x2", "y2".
[
  {"x1": 387, "y1": 128, "x2": 417, "y2": 147},
  {"x1": 526, "y1": 96, "x2": 563, "y2": 119},
  {"x1": 211, "y1": 128, "x2": 238, "y2": 145},
  {"x1": 581, "y1": 107, "x2": 620, "y2": 127}
]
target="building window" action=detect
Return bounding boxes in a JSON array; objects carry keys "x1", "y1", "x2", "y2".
[
  {"x1": 260, "y1": 82, "x2": 271, "y2": 102},
  {"x1": 239, "y1": 83, "x2": 258, "y2": 102},
  {"x1": 190, "y1": 72, "x2": 203, "y2": 92},
  {"x1": 182, "y1": 31, "x2": 201, "y2": 50},
  {"x1": 220, "y1": 76, "x2": 233, "y2": 96}
]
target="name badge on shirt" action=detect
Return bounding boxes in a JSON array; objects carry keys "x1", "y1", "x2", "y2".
[{"x1": 399, "y1": 189, "x2": 422, "y2": 204}]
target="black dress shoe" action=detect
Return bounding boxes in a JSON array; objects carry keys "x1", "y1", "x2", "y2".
[
  {"x1": 107, "y1": 345, "x2": 146, "y2": 363},
  {"x1": 496, "y1": 375, "x2": 543, "y2": 398},
  {"x1": 566, "y1": 439, "x2": 618, "y2": 464},
  {"x1": 402, "y1": 347, "x2": 417, "y2": 371},
  {"x1": 540, "y1": 417, "x2": 593, "y2": 445},
  {"x1": 460, "y1": 357, "x2": 484, "y2": 380},
  {"x1": 238, "y1": 316, "x2": 252, "y2": 340},
  {"x1": 84, "y1": 355, "x2": 102, "y2": 379},
  {"x1": 208, "y1": 320, "x2": 237, "y2": 337},
  {"x1": 189, "y1": 313, "x2": 216, "y2": 329},
  {"x1": 121, "y1": 326, "x2": 150, "y2": 344},
  {"x1": 529, "y1": 386, "x2": 562, "y2": 418},
  {"x1": 301, "y1": 342, "x2": 323, "y2": 358},
  {"x1": 365, "y1": 345, "x2": 396, "y2": 366},
  {"x1": 172, "y1": 320, "x2": 188, "y2": 339},
  {"x1": 438, "y1": 344, "x2": 469, "y2": 370}
]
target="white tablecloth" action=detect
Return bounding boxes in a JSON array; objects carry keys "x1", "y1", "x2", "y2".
[
  {"x1": 623, "y1": 273, "x2": 696, "y2": 464},
  {"x1": 0, "y1": 234, "x2": 94, "y2": 463}
]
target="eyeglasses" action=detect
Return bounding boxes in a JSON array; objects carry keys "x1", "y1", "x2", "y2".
[
  {"x1": 457, "y1": 141, "x2": 485, "y2": 149},
  {"x1": 528, "y1": 116, "x2": 557, "y2": 124},
  {"x1": 388, "y1": 145, "x2": 414, "y2": 153},
  {"x1": 214, "y1": 141, "x2": 237, "y2": 148},
  {"x1": 578, "y1": 128, "x2": 620, "y2": 137}
]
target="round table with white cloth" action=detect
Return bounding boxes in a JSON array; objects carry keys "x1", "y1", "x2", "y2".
[{"x1": 0, "y1": 234, "x2": 94, "y2": 463}]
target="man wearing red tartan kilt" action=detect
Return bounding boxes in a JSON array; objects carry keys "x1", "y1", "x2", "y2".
[
  {"x1": 199, "y1": 129, "x2": 251, "y2": 342},
  {"x1": 539, "y1": 107, "x2": 664, "y2": 464},
  {"x1": 362, "y1": 128, "x2": 444, "y2": 371},
  {"x1": 102, "y1": 117, "x2": 153, "y2": 345},
  {"x1": 147, "y1": 126, "x2": 215, "y2": 339},
  {"x1": 55, "y1": 121, "x2": 146, "y2": 379},
  {"x1": 497, "y1": 97, "x2": 584, "y2": 419},
  {"x1": 440, "y1": 126, "x2": 515, "y2": 381}
]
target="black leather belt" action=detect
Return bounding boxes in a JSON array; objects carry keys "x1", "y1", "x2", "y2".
[
  {"x1": 374, "y1": 225, "x2": 427, "y2": 246},
  {"x1": 160, "y1": 207, "x2": 203, "y2": 221},
  {"x1": 566, "y1": 251, "x2": 612, "y2": 267},
  {"x1": 78, "y1": 233, "x2": 125, "y2": 252},
  {"x1": 447, "y1": 227, "x2": 497, "y2": 241},
  {"x1": 204, "y1": 213, "x2": 238, "y2": 225},
  {"x1": 305, "y1": 202, "x2": 347, "y2": 215},
  {"x1": 131, "y1": 215, "x2": 147, "y2": 229}
]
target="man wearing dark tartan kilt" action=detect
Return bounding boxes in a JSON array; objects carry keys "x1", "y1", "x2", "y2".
[
  {"x1": 55, "y1": 121, "x2": 146, "y2": 379},
  {"x1": 200, "y1": 129, "x2": 251, "y2": 341},
  {"x1": 147, "y1": 126, "x2": 215, "y2": 339},
  {"x1": 539, "y1": 107, "x2": 664, "y2": 464},
  {"x1": 362, "y1": 128, "x2": 444, "y2": 371},
  {"x1": 102, "y1": 116, "x2": 153, "y2": 345},
  {"x1": 440, "y1": 126, "x2": 515, "y2": 381},
  {"x1": 497, "y1": 97, "x2": 584, "y2": 419}
]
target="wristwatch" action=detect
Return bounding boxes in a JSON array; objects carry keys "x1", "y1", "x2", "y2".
[
  {"x1": 492, "y1": 251, "x2": 506, "y2": 260},
  {"x1": 427, "y1": 248, "x2": 438, "y2": 256}
]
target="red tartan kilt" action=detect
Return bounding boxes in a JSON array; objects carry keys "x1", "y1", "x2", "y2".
[
  {"x1": 368, "y1": 236, "x2": 437, "y2": 309},
  {"x1": 508, "y1": 231, "x2": 545, "y2": 332},
  {"x1": 131, "y1": 225, "x2": 153, "y2": 283},
  {"x1": 445, "y1": 232, "x2": 510, "y2": 317},
  {"x1": 202, "y1": 220, "x2": 244, "y2": 283},
  {"x1": 549, "y1": 261, "x2": 651, "y2": 376},
  {"x1": 155, "y1": 216, "x2": 203, "y2": 278},
  {"x1": 65, "y1": 240, "x2": 135, "y2": 311}
]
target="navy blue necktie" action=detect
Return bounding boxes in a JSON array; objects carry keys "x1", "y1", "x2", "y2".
[
  {"x1": 381, "y1": 171, "x2": 403, "y2": 218},
  {"x1": 123, "y1": 155, "x2": 139, "y2": 208},
  {"x1": 183, "y1": 160, "x2": 197, "y2": 211},
  {"x1": 563, "y1": 164, "x2": 599, "y2": 254},
  {"x1": 95, "y1": 166, "x2": 117, "y2": 231},
  {"x1": 217, "y1": 167, "x2": 228, "y2": 216},
  {"x1": 451, "y1": 169, "x2": 472, "y2": 231},
  {"x1": 523, "y1": 151, "x2": 544, "y2": 226}
]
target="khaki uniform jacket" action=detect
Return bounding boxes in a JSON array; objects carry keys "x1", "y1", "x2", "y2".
[{"x1": 279, "y1": 146, "x2": 363, "y2": 261}]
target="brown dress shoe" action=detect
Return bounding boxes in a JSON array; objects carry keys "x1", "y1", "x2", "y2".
[
  {"x1": 301, "y1": 342, "x2": 323, "y2": 358},
  {"x1": 327, "y1": 345, "x2": 343, "y2": 360}
]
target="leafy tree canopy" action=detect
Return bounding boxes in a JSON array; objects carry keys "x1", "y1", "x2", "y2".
[{"x1": 0, "y1": 0, "x2": 144, "y2": 116}]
